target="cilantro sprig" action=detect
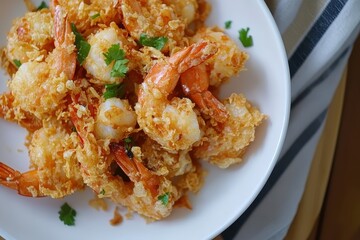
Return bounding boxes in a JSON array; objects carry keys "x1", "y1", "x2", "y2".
[
  {"x1": 58, "y1": 203, "x2": 76, "y2": 226},
  {"x1": 71, "y1": 23, "x2": 91, "y2": 65},
  {"x1": 103, "y1": 44, "x2": 129, "y2": 78},
  {"x1": 124, "y1": 137, "x2": 134, "y2": 158},
  {"x1": 239, "y1": 27, "x2": 253, "y2": 48},
  {"x1": 225, "y1": 20, "x2": 232, "y2": 29},
  {"x1": 139, "y1": 33, "x2": 168, "y2": 51},
  {"x1": 103, "y1": 83, "x2": 125, "y2": 99},
  {"x1": 91, "y1": 13, "x2": 100, "y2": 19},
  {"x1": 13, "y1": 59, "x2": 22, "y2": 68},
  {"x1": 36, "y1": 1, "x2": 48, "y2": 11},
  {"x1": 158, "y1": 192, "x2": 170, "y2": 206}
]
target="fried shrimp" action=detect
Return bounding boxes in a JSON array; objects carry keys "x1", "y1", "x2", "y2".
[
  {"x1": 0, "y1": 123, "x2": 84, "y2": 198},
  {"x1": 191, "y1": 27, "x2": 249, "y2": 86},
  {"x1": 69, "y1": 93, "x2": 177, "y2": 219},
  {"x1": 0, "y1": 0, "x2": 266, "y2": 222},
  {"x1": 111, "y1": 143, "x2": 180, "y2": 220},
  {"x1": 94, "y1": 98, "x2": 137, "y2": 141},
  {"x1": 9, "y1": 5, "x2": 76, "y2": 119},
  {"x1": 165, "y1": 0, "x2": 198, "y2": 25},
  {"x1": 193, "y1": 94, "x2": 265, "y2": 168},
  {"x1": 121, "y1": 0, "x2": 187, "y2": 52},
  {"x1": 180, "y1": 63, "x2": 229, "y2": 123},
  {"x1": 0, "y1": 163, "x2": 42, "y2": 197},
  {"x1": 6, "y1": 9, "x2": 54, "y2": 67},
  {"x1": 141, "y1": 137, "x2": 194, "y2": 177},
  {"x1": 0, "y1": 93, "x2": 42, "y2": 132},
  {"x1": 135, "y1": 41, "x2": 218, "y2": 152},
  {"x1": 52, "y1": 0, "x2": 122, "y2": 36},
  {"x1": 83, "y1": 23, "x2": 137, "y2": 85}
]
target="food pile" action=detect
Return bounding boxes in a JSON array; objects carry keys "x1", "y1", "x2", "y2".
[{"x1": 0, "y1": 0, "x2": 265, "y2": 221}]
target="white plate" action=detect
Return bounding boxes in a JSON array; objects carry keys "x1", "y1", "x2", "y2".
[{"x1": 0, "y1": 0, "x2": 290, "y2": 239}]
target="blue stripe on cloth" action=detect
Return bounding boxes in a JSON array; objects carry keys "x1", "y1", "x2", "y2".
[
  {"x1": 221, "y1": 109, "x2": 328, "y2": 240},
  {"x1": 291, "y1": 47, "x2": 350, "y2": 108},
  {"x1": 288, "y1": 0, "x2": 348, "y2": 78},
  {"x1": 220, "y1": 1, "x2": 350, "y2": 238}
]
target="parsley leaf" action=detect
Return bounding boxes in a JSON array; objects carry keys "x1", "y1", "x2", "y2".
[
  {"x1": 139, "y1": 33, "x2": 168, "y2": 50},
  {"x1": 36, "y1": 1, "x2": 48, "y2": 11},
  {"x1": 239, "y1": 27, "x2": 253, "y2": 48},
  {"x1": 13, "y1": 59, "x2": 22, "y2": 68},
  {"x1": 103, "y1": 44, "x2": 126, "y2": 65},
  {"x1": 111, "y1": 59, "x2": 129, "y2": 78},
  {"x1": 103, "y1": 83, "x2": 125, "y2": 99},
  {"x1": 158, "y1": 192, "x2": 170, "y2": 206},
  {"x1": 225, "y1": 20, "x2": 232, "y2": 29},
  {"x1": 100, "y1": 189, "x2": 105, "y2": 195},
  {"x1": 124, "y1": 137, "x2": 134, "y2": 158},
  {"x1": 103, "y1": 44, "x2": 129, "y2": 78},
  {"x1": 91, "y1": 13, "x2": 100, "y2": 19},
  {"x1": 71, "y1": 23, "x2": 91, "y2": 65},
  {"x1": 58, "y1": 203, "x2": 76, "y2": 226}
]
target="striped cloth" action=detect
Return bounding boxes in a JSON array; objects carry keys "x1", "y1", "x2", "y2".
[{"x1": 221, "y1": 0, "x2": 360, "y2": 239}]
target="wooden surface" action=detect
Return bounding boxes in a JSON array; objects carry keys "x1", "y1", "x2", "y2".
[
  {"x1": 285, "y1": 60, "x2": 347, "y2": 240},
  {"x1": 314, "y1": 36, "x2": 360, "y2": 239}
]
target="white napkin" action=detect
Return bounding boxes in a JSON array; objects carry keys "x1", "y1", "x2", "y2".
[{"x1": 221, "y1": 0, "x2": 360, "y2": 239}]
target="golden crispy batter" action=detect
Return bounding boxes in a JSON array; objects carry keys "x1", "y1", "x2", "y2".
[
  {"x1": 6, "y1": 9, "x2": 54, "y2": 66},
  {"x1": 29, "y1": 123, "x2": 84, "y2": 198},
  {"x1": 193, "y1": 94, "x2": 265, "y2": 168},
  {"x1": 0, "y1": 0, "x2": 265, "y2": 221},
  {"x1": 191, "y1": 27, "x2": 249, "y2": 86}
]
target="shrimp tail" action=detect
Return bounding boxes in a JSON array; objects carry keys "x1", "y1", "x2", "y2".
[
  {"x1": 181, "y1": 64, "x2": 229, "y2": 122},
  {"x1": 110, "y1": 143, "x2": 160, "y2": 198},
  {"x1": 0, "y1": 162, "x2": 43, "y2": 197},
  {"x1": 53, "y1": 4, "x2": 76, "y2": 79},
  {"x1": 170, "y1": 41, "x2": 218, "y2": 74},
  {"x1": 191, "y1": 91, "x2": 229, "y2": 122},
  {"x1": 111, "y1": 143, "x2": 139, "y2": 182}
]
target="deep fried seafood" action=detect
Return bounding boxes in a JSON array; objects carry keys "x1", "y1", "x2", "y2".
[
  {"x1": 191, "y1": 27, "x2": 249, "y2": 86},
  {"x1": 141, "y1": 137, "x2": 194, "y2": 177},
  {"x1": 6, "y1": 9, "x2": 54, "y2": 67},
  {"x1": 51, "y1": 0, "x2": 122, "y2": 36},
  {"x1": 180, "y1": 63, "x2": 229, "y2": 123},
  {"x1": 193, "y1": 94, "x2": 265, "y2": 168},
  {"x1": 0, "y1": 0, "x2": 266, "y2": 222},
  {"x1": 95, "y1": 98, "x2": 137, "y2": 141},
  {"x1": 0, "y1": 124, "x2": 84, "y2": 198},
  {"x1": 9, "y1": 5, "x2": 76, "y2": 119},
  {"x1": 121, "y1": 0, "x2": 186, "y2": 52},
  {"x1": 0, "y1": 163, "x2": 42, "y2": 197},
  {"x1": 111, "y1": 143, "x2": 180, "y2": 220},
  {"x1": 0, "y1": 93, "x2": 42, "y2": 132},
  {"x1": 84, "y1": 23, "x2": 137, "y2": 85},
  {"x1": 135, "y1": 41, "x2": 217, "y2": 152}
]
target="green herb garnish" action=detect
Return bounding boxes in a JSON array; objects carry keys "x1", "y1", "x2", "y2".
[
  {"x1": 124, "y1": 137, "x2": 133, "y2": 158},
  {"x1": 103, "y1": 44, "x2": 129, "y2": 78},
  {"x1": 36, "y1": 1, "x2": 48, "y2": 11},
  {"x1": 225, "y1": 20, "x2": 232, "y2": 29},
  {"x1": 103, "y1": 44, "x2": 126, "y2": 65},
  {"x1": 58, "y1": 203, "x2": 76, "y2": 226},
  {"x1": 111, "y1": 59, "x2": 129, "y2": 78},
  {"x1": 13, "y1": 59, "x2": 21, "y2": 68},
  {"x1": 239, "y1": 27, "x2": 253, "y2": 48},
  {"x1": 139, "y1": 33, "x2": 168, "y2": 51},
  {"x1": 71, "y1": 23, "x2": 91, "y2": 65},
  {"x1": 100, "y1": 189, "x2": 105, "y2": 195},
  {"x1": 91, "y1": 13, "x2": 100, "y2": 19},
  {"x1": 158, "y1": 192, "x2": 170, "y2": 206},
  {"x1": 103, "y1": 83, "x2": 125, "y2": 99}
]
